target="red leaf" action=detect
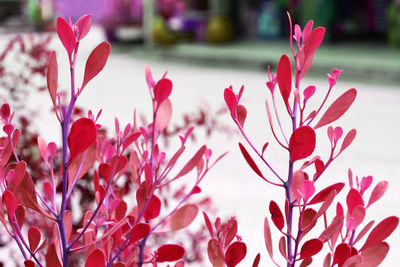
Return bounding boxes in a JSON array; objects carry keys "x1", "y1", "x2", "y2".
[
  {"x1": 289, "y1": 126, "x2": 316, "y2": 162},
  {"x1": 269, "y1": 200, "x2": 284, "y2": 231},
  {"x1": 57, "y1": 17, "x2": 76, "y2": 57},
  {"x1": 303, "y1": 85, "x2": 316, "y2": 103},
  {"x1": 237, "y1": 104, "x2": 247, "y2": 128},
  {"x1": 170, "y1": 204, "x2": 198, "y2": 231},
  {"x1": 225, "y1": 241, "x2": 247, "y2": 267},
  {"x1": 224, "y1": 88, "x2": 238, "y2": 119},
  {"x1": 0, "y1": 103, "x2": 10, "y2": 120},
  {"x1": 15, "y1": 205, "x2": 25, "y2": 229},
  {"x1": 252, "y1": 253, "x2": 261, "y2": 267},
  {"x1": 155, "y1": 98, "x2": 172, "y2": 132},
  {"x1": 68, "y1": 141, "x2": 97, "y2": 191},
  {"x1": 46, "y1": 51, "x2": 58, "y2": 111},
  {"x1": 346, "y1": 189, "x2": 364, "y2": 214},
  {"x1": 115, "y1": 200, "x2": 127, "y2": 221},
  {"x1": 144, "y1": 195, "x2": 161, "y2": 220},
  {"x1": 81, "y1": 41, "x2": 111, "y2": 90},
  {"x1": 349, "y1": 205, "x2": 366, "y2": 229},
  {"x1": 28, "y1": 226, "x2": 41, "y2": 252},
  {"x1": 314, "y1": 89, "x2": 357, "y2": 129},
  {"x1": 239, "y1": 143, "x2": 266, "y2": 180},
  {"x1": 333, "y1": 243, "x2": 351, "y2": 265},
  {"x1": 2, "y1": 189, "x2": 17, "y2": 217},
  {"x1": 24, "y1": 260, "x2": 35, "y2": 267},
  {"x1": 68, "y1": 118, "x2": 97, "y2": 163},
  {"x1": 99, "y1": 163, "x2": 111, "y2": 182},
  {"x1": 300, "y1": 26, "x2": 325, "y2": 79},
  {"x1": 299, "y1": 238, "x2": 323, "y2": 259},
  {"x1": 154, "y1": 78, "x2": 173, "y2": 108},
  {"x1": 85, "y1": 248, "x2": 106, "y2": 267},
  {"x1": 207, "y1": 239, "x2": 224, "y2": 267},
  {"x1": 309, "y1": 183, "x2": 344, "y2": 205},
  {"x1": 277, "y1": 54, "x2": 292, "y2": 113},
  {"x1": 74, "y1": 14, "x2": 92, "y2": 40},
  {"x1": 156, "y1": 244, "x2": 185, "y2": 262},
  {"x1": 300, "y1": 180, "x2": 315, "y2": 201},
  {"x1": 129, "y1": 223, "x2": 150, "y2": 244},
  {"x1": 174, "y1": 145, "x2": 206, "y2": 179},
  {"x1": 45, "y1": 243, "x2": 62, "y2": 267},
  {"x1": 367, "y1": 181, "x2": 388, "y2": 208},
  {"x1": 203, "y1": 212, "x2": 214, "y2": 238},
  {"x1": 361, "y1": 216, "x2": 399, "y2": 251},
  {"x1": 360, "y1": 242, "x2": 390, "y2": 267}
]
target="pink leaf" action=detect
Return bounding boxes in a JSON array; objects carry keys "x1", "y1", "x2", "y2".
[
  {"x1": 360, "y1": 242, "x2": 390, "y2": 267},
  {"x1": 57, "y1": 17, "x2": 76, "y2": 57},
  {"x1": 302, "y1": 20, "x2": 314, "y2": 41},
  {"x1": 299, "y1": 238, "x2": 323, "y2": 260},
  {"x1": 338, "y1": 129, "x2": 357, "y2": 155},
  {"x1": 346, "y1": 189, "x2": 364, "y2": 214},
  {"x1": 46, "y1": 51, "x2": 58, "y2": 111},
  {"x1": 264, "y1": 217, "x2": 274, "y2": 259},
  {"x1": 367, "y1": 181, "x2": 388, "y2": 208},
  {"x1": 207, "y1": 239, "x2": 224, "y2": 267},
  {"x1": 129, "y1": 223, "x2": 150, "y2": 244},
  {"x1": 342, "y1": 255, "x2": 363, "y2": 267},
  {"x1": 85, "y1": 248, "x2": 106, "y2": 267},
  {"x1": 122, "y1": 132, "x2": 141, "y2": 152},
  {"x1": 174, "y1": 145, "x2": 206, "y2": 179},
  {"x1": 269, "y1": 200, "x2": 284, "y2": 231},
  {"x1": 68, "y1": 118, "x2": 97, "y2": 163},
  {"x1": 224, "y1": 88, "x2": 238, "y2": 119},
  {"x1": 314, "y1": 89, "x2": 357, "y2": 129},
  {"x1": 144, "y1": 195, "x2": 161, "y2": 221},
  {"x1": 309, "y1": 183, "x2": 344, "y2": 205},
  {"x1": 28, "y1": 226, "x2": 41, "y2": 252},
  {"x1": 360, "y1": 176, "x2": 373, "y2": 195},
  {"x1": 170, "y1": 204, "x2": 198, "y2": 231},
  {"x1": 349, "y1": 205, "x2": 366, "y2": 229},
  {"x1": 289, "y1": 126, "x2": 316, "y2": 162},
  {"x1": 74, "y1": 14, "x2": 92, "y2": 40},
  {"x1": 300, "y1": 180, "x2": 315, "y2": 202},
  {"x1": 81, "y1": 41, "x2": 111, "y2": 90},
  {"x1": 144, "y1": 65, "x2": 155, "y2": 89},
  {"x1": 68, "y1": 141, "x2": 96, "y2": 190},
  {"x1": 239, "y1": 143, "x2": 266, "y2": 180},
  {"x1": 156, "y1": 244, "x2": 185, "y2": 262},
  {"x1": 300, "y1": 27, "x2": 325, "y2": 79},
  {"x1": 2, "y1": 189, "x2": 17, "y2": 217},
  {"x1": 154, "y1": 78, "x2": 173, "y2": 108},
  {"x1": 155, "y1": 98, "x2": 172, "y2": 132},
  {"x1": 319, "y1": 216, "x2": 344, "y2": 243},
  {"x1": 277, "y1": 54, "x2": 292, "y2": 113},
  {"x1": 37, "y1": 136, "x2": 48, "y2": 165},
  {"x1": 225, "y1": 241, "x2": 247, "y2": 267},
  {"x1": 279, "y1": 236, "x2": 288, "y2": 260},
  {"x1": 353, "y1": 220, "x2": 375, "y2": 245},
  {"x1": 361, "y1": 216, "x2": 399, "y2": 251},
  {"x1": 303, "y1": 85, "x2": 316, "y2": 103}
]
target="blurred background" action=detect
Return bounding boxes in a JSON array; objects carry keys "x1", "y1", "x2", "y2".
[{"x1": 0, "y1": 0, "x2": 399, "y2": 266}]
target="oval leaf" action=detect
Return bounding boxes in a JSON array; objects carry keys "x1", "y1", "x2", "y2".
[
  {"x1": 289, "y1": 126, "x2": 316, "y2": 162},
  {"x1": 28, "y1": 226, "x2": 41, "y2": 252},
  {"x1": 170, "y1": 204, "x2": 198, "y2": 231},
  {"x1": 81, "y1": 42, "x2": 111, "y2": 90},
  {"x1": 314, "y1": 89, "x2": 357, "y2": 129},
  {"x1": 85, "y1": 248, "x2": 106, "y2": 267},
  {"x1": 129, "y1": 223, "x2": 150, "y2": 244},
  {"x1": 144, "y1": 195, "x2": 161, "y2": 221},
  {"x1": 300, "y1": 238, "x2": 323, "y2": 260},
  {"x1": 68, "y1": 118, "x2": 97, "y2": 163},
  {"x1": 225, "y1": 241, "x2": 247, "y2": 267},
  {"x1": 361, "y1": 216, "x2": 399, "y2": 251},
  {"x1": 277, "y1": 54, "x2": 292, "y2": 113},
  {"x1": 269, "y1": 200, "x2": 284, "y2": 231},
  {"x1": 57, "y1": 17, "x2": 76, "y2": 57},
  {"x1": 156, "y1": 244, "x2": 185, "y2": 262}
]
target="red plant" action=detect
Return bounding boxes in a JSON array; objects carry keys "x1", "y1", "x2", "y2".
[
  {"x1": 223, "y1": 14, "x2": 398, "y2": 267},
  {"x1": 0, "y1": 15, "x2": 224, "y2": 266}
]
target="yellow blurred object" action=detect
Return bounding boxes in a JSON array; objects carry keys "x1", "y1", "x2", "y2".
[
  {"x1": 206, "y1": 15, "x2": 234, "y2": 44},
  {"x1": 152, "y1": 16, "x2": 177, "y2": 45}
]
